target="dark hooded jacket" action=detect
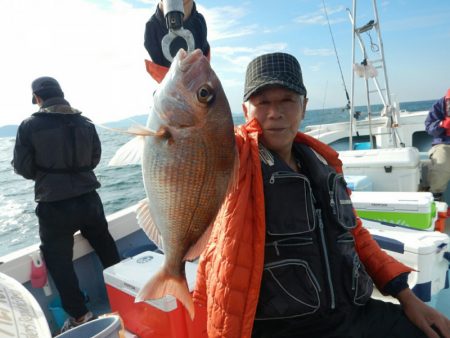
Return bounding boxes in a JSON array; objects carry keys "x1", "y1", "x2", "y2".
[
  {"x1": 425, "y1": 96, "x2": 450, "y2": 145},
  {"x1": 12, "y1": 97, "x2": 101, "y2": 202},
  {"x1": 144, "y1": 2, "x2": 210, "y2": 67}
]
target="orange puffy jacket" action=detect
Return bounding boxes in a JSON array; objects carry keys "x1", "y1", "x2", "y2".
[{"x1": 193, "y1": 120, "x2": 412, "y2": 338}]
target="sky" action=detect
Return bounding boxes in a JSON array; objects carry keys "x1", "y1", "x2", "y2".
[{"x1": 1, "y1": 0, "x2": 449, "y2": 127}]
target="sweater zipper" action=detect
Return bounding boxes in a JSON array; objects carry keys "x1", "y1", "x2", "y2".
[{"x1": 316, "y1": 208, "x2": 335, "y2": 309}]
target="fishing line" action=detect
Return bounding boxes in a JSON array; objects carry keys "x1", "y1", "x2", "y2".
[{"x1": 322, "y1": 0, "x2": 350, "y2": 110}]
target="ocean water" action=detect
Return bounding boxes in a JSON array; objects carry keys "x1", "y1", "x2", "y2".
[{"x1": 0, "y1": 100, "x2": 436, "y2": 257}]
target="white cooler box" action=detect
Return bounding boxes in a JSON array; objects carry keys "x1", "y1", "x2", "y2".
[
  {"x1": 339, "y1": 147, "x2": 420, "y2": 192},
  {"x1": 363, "y1": 219, "x2": 450, "y2": 302},
  {"x1": 351, "y1": 191, "x2": 437, "y2": 230},
  {"x1": 103, "y1": 251, "x2": 205, "y2": 338}
]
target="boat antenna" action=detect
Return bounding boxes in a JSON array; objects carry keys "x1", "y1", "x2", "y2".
[{"x1": 322, "y1": 0, "x2": 350, "y2": 111}]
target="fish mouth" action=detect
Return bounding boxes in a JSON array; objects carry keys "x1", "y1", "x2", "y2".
[{"x1": 178, "y1": 49, "x2": 204, "y2": 72}]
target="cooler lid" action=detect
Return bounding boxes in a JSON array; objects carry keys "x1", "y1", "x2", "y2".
[
  {"x1": 339, "y1": 147, "x2": 420, "y2": 168},
  {"x1": 351, "y1": 191, "x2": 434, "y2": 212},
  {"x1": 103, "y1": 251, "x2": 198, "y2": 311},
  {"x1": 363, "y1": 219, "x2": 450, "y2": 255}
]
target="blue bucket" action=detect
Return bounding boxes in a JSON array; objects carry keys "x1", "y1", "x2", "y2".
[
  {"x1": 48, "y1": 291, "x2": 89, "y2": 329},
  {"x1": 48, "y1": 297, "x2": 69, "y2": 329},
  {"x1": 54, "y1": 316, "x2": 121, "y2": 338}
]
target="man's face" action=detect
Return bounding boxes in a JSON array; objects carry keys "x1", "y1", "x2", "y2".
[{"x1": 243, "y1": 86, "x2": 307, "y2": 156}]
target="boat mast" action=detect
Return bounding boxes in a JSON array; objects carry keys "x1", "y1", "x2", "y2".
[
  {"x1": 371, "y1": 0, "x2": 403, "y2": 148},
  {"x1": 372, "y1": 0, "x2": 391, "y2": 107},
  {"x1": 348, "y1": 0, "x2": 402, "y2": 149}
]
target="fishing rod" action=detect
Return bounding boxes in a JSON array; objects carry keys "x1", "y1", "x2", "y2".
[{"x1": 322, "y1": 0, "x2": 351, "y2": 112}]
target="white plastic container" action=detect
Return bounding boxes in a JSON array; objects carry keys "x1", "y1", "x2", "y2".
[
  {"x1": 351, "y1": 191, "x2": 436, "y2": 230},
  {"x1": 104, "y1": 251, "x2": 197, "y2": 312},
  {"x1": 345, "y1": 175, "x2": 373, "y2": 191},
  {"x1": 103, "y1": 251, "x2": 200, "y2": 338},
  {"x1": 363, "y1": 219, "x2": 450, "y2": 302},
  {"x1": 339, "y1": 147, "x2": 420, "y2": 192}
]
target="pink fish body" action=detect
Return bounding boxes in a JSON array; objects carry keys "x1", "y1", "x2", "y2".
[{"x1": 134, "y1": 49, "x2": 237, "y2": 319}]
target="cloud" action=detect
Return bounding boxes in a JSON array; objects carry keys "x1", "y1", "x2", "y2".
[
  {"x1": 0, "y1": 0, "x2": 155, "y2": 126},
  {"x1": 213, "y1": 43, "x2": 288, "y2": 72},
  {"x1": 198, "y1": 5, "x2": 257, "y2": 41},
  {"x1": 310, "y1": 63, "x2": 323, "y2": 72},
  {"x1": 303, "y1": 48, "x2": 334, "y2": 56},
  {"x1": 383, "y1": 12, "x2": 450, "y2": 32},
  {"x1": 294, "y1": 5, "x2": 346, "y2": 26},
  {"x1": 135, "y1": 0, "x2": 158, "y2": 4},
  {"x1": 0, "y1": 0, "x2": 270, "y2": 127}
]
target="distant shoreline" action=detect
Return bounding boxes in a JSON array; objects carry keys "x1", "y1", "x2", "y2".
[{"x1": 0, "y1": 99, "x2": 435, "y2": 138}]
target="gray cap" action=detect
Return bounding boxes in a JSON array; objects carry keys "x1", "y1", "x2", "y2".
[{"x1": 243, "y1": 52, "x2": 307, "y2": 101}]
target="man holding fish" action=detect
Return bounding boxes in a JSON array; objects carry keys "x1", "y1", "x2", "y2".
[
  {"x1": 191, "y1": 52, "x2": 450, "y2": 337},
  {"x1": 113, "y1": 48, "x2": 449, "y2": 337},
  {"x1": 121, "y1": 3, "x2": 449, "y2": 335}
]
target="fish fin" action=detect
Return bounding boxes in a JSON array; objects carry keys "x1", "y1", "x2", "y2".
[
  {"x1": 135, "y1": 268, "x2": 195, "y2": 320},
  {"x1": 135, "y1": 199, "x2": 164, "y2": 251},
  {"x1": 97, "y1": 122, "x2": 165, "y2": 137},
  {"x1": 126, "y1": 124, "x2": 166, "y2": 137},
  {"x1": 108, "y1": 136, "x2": 144, "y2": 166},
  {"x1": 183, "y1": 225, "x2": 213, "y2": 261}
]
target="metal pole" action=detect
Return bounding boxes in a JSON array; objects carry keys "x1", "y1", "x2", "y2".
[
  {"x1": 373, "y1": 0, "x2": 400, "y2": 147},
  {"x1": 372, "y1": 0, "x2": 391, "y2": 107},
  {"x1": 349, "y1": 0, "x2": 357, "y2": 151}
]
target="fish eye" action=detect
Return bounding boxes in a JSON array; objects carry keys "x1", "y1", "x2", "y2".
[{"x1": 197, "y1": 85, "x2": 214, "y2": 104}]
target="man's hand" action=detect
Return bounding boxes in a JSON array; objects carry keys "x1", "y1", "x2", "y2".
[
  {"x1": 397, "y1": 288, "x2": 450, "y2": 338},
  {"x1": 440, "y1": 117, "x2": 450, "y2": 136}
]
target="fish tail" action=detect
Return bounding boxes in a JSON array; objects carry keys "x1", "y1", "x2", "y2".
[{"x1": 135, "y1": 268, "x2": 195, "y2": 320}]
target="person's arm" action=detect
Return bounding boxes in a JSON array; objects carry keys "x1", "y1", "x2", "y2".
[
  {"x1": 144, "y1": 8, "x2": 170, "y2": 67},
  {"x1": 382, "y1": 272, "x2": 409, "y2": 296},
  {"x1": 11, "y1": 121, "x2": 36, "y2": 180},
  {"x1": 92, "y1": 127, "x2": 101, "y2": 169},
  {"x1": 396, "y1": 288, "x2": 450, "y2": 338},
  {"x1": 425, "y1": 97, "x2": 447, "y2": 137},
  {"x1": 192, "y1": 8, "x2": 210, "y2": 56}
]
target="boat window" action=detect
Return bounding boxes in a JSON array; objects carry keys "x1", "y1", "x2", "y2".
[{"x1": 329, "y1": 136, "x2": 376, "y2": 152}]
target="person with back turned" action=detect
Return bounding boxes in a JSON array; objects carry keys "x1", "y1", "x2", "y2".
[
  {"x1": 193, "y1": 52, "x2": 450, "y2": 338},
  {"x1": 425, "y1": 89, "x2": 450, "y2": 202},
  {"x1": 12, "y1": 76, "x2": 121, "y2": 333}
]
